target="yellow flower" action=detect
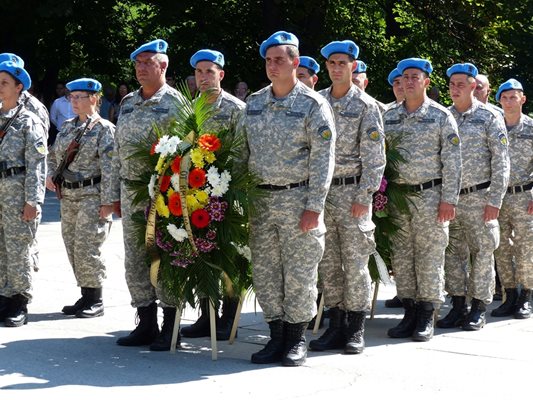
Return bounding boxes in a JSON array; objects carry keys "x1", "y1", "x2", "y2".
[
  {"x1": 202, "y1": 149, "x2": 216, "y2": 164},
  {"x1": 195, "y1": 190, "x2": 209, "y2": 206},
  {"x1": 155, "y1": 194, "x2": 170, "y2": 218},
  {"x1": 167, "y1": 187, "x2": 175, "y2": 198},
  {"x1": 155, "y1": 156, "x2": 165, "y2": 173},
  {"x1": 190, "y1": 148, "x2": 205, "y2": 168},
  {"x1": 186, "y1": 194, "x2": 202, "y2": 212}
]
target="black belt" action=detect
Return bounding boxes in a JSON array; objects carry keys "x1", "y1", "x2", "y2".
[
  {"x1": 0, "y1": 166, "x2": 25, "y2": 179},
  {"x1": 409, "y1": 178, "x2": 442, "y2": 192},
  {"x1": 459, "y1": 181, "x2": 491, "y2": 195},
  {"x1": 507, "y1": 182, "x2": 533, "y2": 194},
  {"x1": 62, "y1": 176, "x2": 101, "y2": 189},
  {"x1": 258, "y1": 180, "x2": 308, "y2": 191},
  {"x1": 332, "y1": 176, "x2": 361, "y2": 186}
]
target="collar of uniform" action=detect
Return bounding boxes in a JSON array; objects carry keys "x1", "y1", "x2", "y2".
[
  {"x1": 450, "y1": 97, "x2": 480, "y2": 119},
  {"x1": 399, "y1": 96, "x2": 431, "y2": 118},
  {"x1": 325, "y1": 83, "x2": 361, "y2": 109},
  {"x1": 264, "y1": 80, "x2": 302, "y2": 109},
  {"x1": 134, "y1": 83, "x2": 169, "y2": 106},
  {"x1": 508, "y1": 113, "x2": 527, "y2": 134},
  {"x1": 212, "y1": 89, "x2": 225, "y2": 110}
]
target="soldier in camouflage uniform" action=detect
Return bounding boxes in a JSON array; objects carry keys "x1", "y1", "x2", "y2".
[
  {"x1": 238, "y1": 31, "x2": 336, "y2": 366},
  {"x1": 46, "y1": 78, "x2": 115, "y2": 319},
  {"x1": 111, "y1": 39, "x2": 186, "y2": 351},
  {"x1": 437, "y1": 63, "x2": 509, "y2": 332},
  {"x1": 492, "y1": 79, "x2": 533, "y2": 319},
  {"x1": 0, "y1": 61, "x2": 47, "y2": 327},
  {"x1": 180, "y1": 49, "x2": 245, "y2": 341},
  {"x1": 384, "y1": 58, "x2": 462, "y2": 342},
  {"x1": 296, "y1": 56, "x2": 320, "y2": 90},
  {"x1": 308, "y1": 40, "x2": 385, "y2": 355}
]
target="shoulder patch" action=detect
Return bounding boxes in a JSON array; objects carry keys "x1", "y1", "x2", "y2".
[
  {"x1": 447, "y1": 133, "x2": 460, "y2": 146},
  {"x1": 367, "y1": 127, "x2": 382, "y2": 142},
  {"x1": 318, "y1": 125, "x2": 333, "y2": 141},
  {"x1": 498, "y1": 133, "x2": 508, "y2": 146},
  {"x1": 34, "y1": 141, "x2": 47, "y2": 155}
]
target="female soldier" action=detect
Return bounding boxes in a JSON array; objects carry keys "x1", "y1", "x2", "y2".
[
  {"x1": 0, "y1": 61, "x2": 47, "y2": 327},
  {"x1": 46, "y1": 78, "x2": 115, "y2": 318}
]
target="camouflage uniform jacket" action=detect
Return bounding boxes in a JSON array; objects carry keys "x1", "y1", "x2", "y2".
[
  {"x1": 384, "y1": 97, "x2": 462, "y2": 205},
  {"x1": 506, "y1": 114, "x2": 533, "y2": 199},
  {"x1": 20, "y1": 91, "x2": 50, "y2": 133},
  {"x1": 449, "y1": 99, "x2": 509, "y2": 208},
  {"x1": 0, "y1": 106, "x2": 47, "y2": 204},
  {"x1": 239, "y1": 80, "x2": 336, "y2": 213},
  {"x1": 48, "y1": 113, "x2": 116, "y2": 204},
  {"x1": 319, "y1": 84, "x2": 385, "y2": 205},
  {"x1": 201, "y1": 90, "x2": 245, "y2": 132}
]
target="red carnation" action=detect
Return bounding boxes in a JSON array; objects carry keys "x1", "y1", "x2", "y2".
[
  {"x1": 191, "y1": 209, "x2": 210, "y2": 229},
  {"x1": 198, "y1": 134, "x2": 221, "y2": 152},
  {"x1": 171, "y1": 156, "x2": 181, "y2": 174},
  {"x1": 168, "y1": 193, "x2": 183, "y2": 216},
  {"x1": 160, "y1": 175, "x2": 171, "y2": 193},
  {"x1": 188, "y1": 168, "x2": 207, "y2": 188}
]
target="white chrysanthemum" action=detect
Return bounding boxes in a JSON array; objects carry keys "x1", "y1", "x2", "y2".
[
  {"x1": 211, "y1": 185, "x2": 225, "y2": 197},
  {"x1": 207, "y1": 166, "x2": 221, "y2": 186},
  {"x1": 154, "y1": 135, "x2": 170, "y2": 154},
  {"x1": 233, "y1": 243, "x2": 252, "y2": 262},
  {"x1": 220, "y1": 170, "x2": 232, "y2": 184},
  {"x1": 167, "y1": 136, "x2": 182, "y2": 154},
  {"x1": 155, "y1": 135, "x2": 182, "y2": 157},
  {"x1": 167, "y1": 224, "x2": 188, "y2": 242},
  {"x1": 148, "y1": 174, "x2": 157, "y2": 199}
]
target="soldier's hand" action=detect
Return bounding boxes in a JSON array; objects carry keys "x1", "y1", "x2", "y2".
[
  {"x1": 484, "y1": 205, "x2": 499, "y2": 222},
  {"x1": 299, "y1": 210, "x2": 320, "y2": 232},
  {"x1": 351, "y1": 202, "x2": 369, "y2": 218},
  {"x1": 45, "y1": 176, "x2": 56, "y2": 191},
  {"x1": 437, "y1": 202, "x2": 455, "y2": 222},
  {"x1": 22, "y1": 203, "x2": 40, "y2": 222},
  {"x1": 528, "y1": 201, "x2": 533, "y2": 215},
  {"x1": 100, "y1": 204, "x2": 114, "y2": 219},
  {"x1": 112, "y1": 201, "x2": 122, "y2": 218}
]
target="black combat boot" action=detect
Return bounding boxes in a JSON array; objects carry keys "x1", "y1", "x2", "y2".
[
  {"x1": 309, "y1": 307, "x2": 346, "y2": 351},
  {"x1": 412, "y1": 301, "x2": 434, "y2": 341},
  {"x1": 76, "y1": 288, "x2": 104, "y2": 318},
  {"x1": 150, "y1": 307, "x2": 180, "y2": 351},
  {"x1": 283, "y1": 322, "x2": 308, "y2": 367},
  {"x1": 514, "y1": 289, "x2": 532, "y2": 320},
  {"x1": 251, "y1": 319, "x2": 285, "y2": 364},
  {"x1": 62, "y1": 288, "x2": 88, "y2": 315},
  {"x1": 308, "y1": 293, "x2": 325, "y2": 330},
  {"x1": 5, "y1": 294, "x2": 29, "y2": 327},
  {"x1": 0, "y1": 295, "x2": 11, "y2": 320},
  {"x1": 181, "y1": 298, "x2": 216, "y2": 338},
  {"x1": 462, "y1": 298, "x2": 486, "y2": 331},
  {"x1": 491, "y1": 288, "x2": 518, "y2": 317},
  {"x1": 116, "y1": 302, "x2": 159, "y2": 346},
  {"x1": 344, "y1": 311, "x2": 366, "y2": 354},
  {"x1": 436, "y1": 296, "x2": 467, "y2": 328},
  {"x1": 216, "y1": 296, "x2": 239, "y2": 340},
  {"x1": 385, "y1": 295, "x2": 403, "y2": 308},
  {"x1": 388, "y1": 298, "x2": 417, "y2": 338}
]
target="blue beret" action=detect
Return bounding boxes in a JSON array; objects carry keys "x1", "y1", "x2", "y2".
[
  {"x1": 66, "y1": 78, "x2": 102, "y2": 93},
  {"x1": 354, "y1": 60, "x2": 367, "y2": 73},
  {"x1": 0, "y1": 61, "x2": 31, "y2": 91},
  {"x1": 130, "y1": 39, "x2": 168, "y2": 61},
  {"x1": 0, "y1": 53, "x2": 24, "y2": 67},
  {"x1": 259, "y1": 31, "x2": 299, "y2": 59},
  {"x1": 397, "y1": 57, "x2": 433, "y2": 75},
  {"x1": 299, "y1": 56, "x2": 320, "y2": 74},
  {"x1": 190, "y1": 49, "x2": 225, "y2": 68},
  {"x1": 496, "y1": 78, "x2": 524, "y2": 102},
  {"x1": 446, "y1": 62, "x2": 478, "y2": 78},
  {"x1": 388, "y1": 68, "x2": 401, "y2": 86},
  {"x1": 321, "y1": 40, "x2": 359, "y2": 60}
]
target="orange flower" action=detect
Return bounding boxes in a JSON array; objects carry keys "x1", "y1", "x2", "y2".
[
  {"x1": 168, "y1": 193, "x2": 183, "y2": 216},
  {"x1": 188, "y1": 168, "x2": 206, "y2": 188},
  {"x1": 171, "y1": 156, "x2": 181, "y2": 174},
  {"x1": 150, "y1": 140, "x2": 159, "y2": 155},
  {"x1": 191, "y1": 209, "x2": 210, "y2": 228},
  {"x1": 160, "y1": 175, "x2": 171, "y2": 193},
  {"x1": 198, "y1": 134, "x2": 221, "y2": 152}
]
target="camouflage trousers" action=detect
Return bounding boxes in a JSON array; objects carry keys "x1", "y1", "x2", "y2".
[
  {"x1": 60, "y1": 189, "x2": 111, "y2": 288},
  {"x1": 0, "y1": 177, "x2": 40, "y2": 300},
  {"x1": 120, "y1": 183, "x2": 172, "y2": 308},
  {"x1": 494, "y1": 191, "x2": 533, "y2": 289},
  {"x1": 391, "y1": 187, "x2": 448, "y2": 304},
  {"x1": 444, "y1": 189, "x2": 499, "y2": 304},
  {"x1": 318, "y1": 184, "x2": 374, "y2": 312},
  {"x1": 250, "y1": 187, "x2": 325, "y2": 324}
]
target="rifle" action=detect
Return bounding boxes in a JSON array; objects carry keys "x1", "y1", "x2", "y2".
[
  {"x1": 0, "y1": 104, "x2": 24, "y2": 143},
  {"x1": 51, "y1": 116, "x2": 96, "y2": 199}
]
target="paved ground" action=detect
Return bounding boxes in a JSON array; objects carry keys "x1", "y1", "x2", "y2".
[{"x1": 1, "y1": 191, "x2": 532, "y2": 400}]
